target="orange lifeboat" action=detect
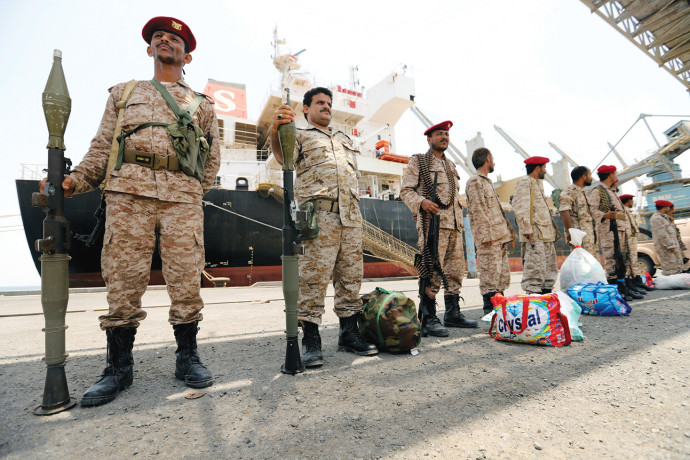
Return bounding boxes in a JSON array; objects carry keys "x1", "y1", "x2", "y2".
[
  {"x1": 378, "y1": 153, "x2": 410, "y2": 164},
  {"x1": 375, "y1": 140, "x2": 390, "y2": 154}
]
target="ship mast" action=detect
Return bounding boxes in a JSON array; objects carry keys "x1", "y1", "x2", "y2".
[{"x1": 272, "y1": 27, "x2": 306, "y2": 92}]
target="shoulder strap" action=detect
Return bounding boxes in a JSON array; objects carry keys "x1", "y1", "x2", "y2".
[
  {"x1": 149, "y1": 80, "x2": 204, "y2": 124},
  {"x1": 101, "y1": 80, "x2": 140, "y2": 192}
]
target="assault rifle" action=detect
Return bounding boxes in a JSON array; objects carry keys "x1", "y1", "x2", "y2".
[
  {"x1": 609, "y1": 205, "x2": 631, "y2": 301},
  {"x1": 418, "y1": 172, "x2": 440, "y2": 317}
]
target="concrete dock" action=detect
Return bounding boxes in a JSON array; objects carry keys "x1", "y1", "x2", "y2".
[{"x1": 1, "y1": 274, "x2": 689, "y2": 459}]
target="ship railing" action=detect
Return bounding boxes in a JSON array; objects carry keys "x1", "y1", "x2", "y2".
[{"x1": 20, "y1": 164, "x2": 46, "y2": 181}]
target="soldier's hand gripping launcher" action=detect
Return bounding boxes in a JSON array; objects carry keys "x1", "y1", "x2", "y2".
[
  {"x1": 279, "y1": 89, "x2": 306, "y2": 375},
  {"x1": 30, "y1": 50, "x2": 77, "y2": 415}
]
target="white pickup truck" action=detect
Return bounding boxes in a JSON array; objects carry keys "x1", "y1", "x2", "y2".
[{"x1": 636, "y1": 218, "x2": 690, "y2": 276}]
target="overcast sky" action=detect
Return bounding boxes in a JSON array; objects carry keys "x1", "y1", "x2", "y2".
[{"x1": 1, "y1": 0, "x2": 688, "y2": 288}]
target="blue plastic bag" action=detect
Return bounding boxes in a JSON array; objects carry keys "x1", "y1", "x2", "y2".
[{"x1": 566, "y1": 282, "x2": 632, "y2": 316}]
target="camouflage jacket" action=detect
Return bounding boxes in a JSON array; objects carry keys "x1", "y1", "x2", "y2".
[
  {"x1": 559, "y1": 183, "x2": 595, "y2": 236},
  {"x1": 70, "y1": 80, "x2": 221, "y2": 204},
  {"x1": 623, "y1": 206, "x2": 638, "y2": 236},
  {"x1": 465, "y1": 173, "x2": 516, "y2": 245},
  {"x1": 400, "y1": 151, "x2": 463, "y2": 231},
  {"x1": 650, "y1": 212, "x2": 679, "y2": 251},
  {"x1": 511, "y1": 175, "x2": 561, "y2": 242},
  {"x1": 588, "y1": 183, "x2": 627, "y2": 234},
  {"x1": 294, "y1": 124, "x2": 362, "y2": 227}
]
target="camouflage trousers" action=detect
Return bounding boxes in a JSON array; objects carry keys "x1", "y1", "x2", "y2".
[
  {"x1": 520, "y1": 241, "x2": 557, "y2": 294},
  {"x1": 657, "y1": 245, "x2": 683, "y2": 275},
  {"x1": 417, "y1": 227, "x2": 465, "y2": 296},
  {"x1": 298, "y1": 210, "x2": 363, "y2": 325},
  {"x1": 477, "y1": 241, "x2": 511, "y2": 295},
  {"x1": 99, "y1": 192, "x2": 205, "y2": 329},
  {"x1": 629, "y1": 237, "x2": 641, "y2": 274},
  {"x1": 597, "y1": 227, "x2": 632, "y2": 279}
]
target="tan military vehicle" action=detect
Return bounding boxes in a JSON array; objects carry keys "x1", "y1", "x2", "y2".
[{"x1": 636, "y1": 217, "x2": 690, "y2": 276}]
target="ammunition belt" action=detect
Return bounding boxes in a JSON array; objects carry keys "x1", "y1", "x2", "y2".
[
  {"x1": 123, "y1": 149, "x2": 180, "y2": 171},
  {"x1": 312, "y1": 198, "x2": 339, "y2": 213},
  {"x1": 597, "y1": 185, "x2": 612, "y2": 212}
]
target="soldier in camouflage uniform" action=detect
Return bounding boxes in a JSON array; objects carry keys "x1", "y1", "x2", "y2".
[
  {"x1": 559, "y1": 166, "x2": 598, "y2": 257},
  {"x1": 621, "y1": 194, "x2": 654, "y2": 291},
  {"x1": 511, "y1": 156, "x2": 561, "y2": 294},
  {"x1": 271, "y1": 87, "x2": 377, "y2": 368},
  {"x1": 465, "y1": 147, "x2": 518, "y2": 315},
  {"x1": 650, "y1": 200, "x2": 684, "y2": 275},
  {"x1": 669, "y1": 204, "x2": 690, "y2": 271},
  {"x1": 401, "y1": 121, "x2": 478, "y2": 337},
  {"x1": 588, "y1": 166, "x2": 643, "y2": 300},
  {"x1": 41, "y1": 17, "x2": 220, "y2": 406}
]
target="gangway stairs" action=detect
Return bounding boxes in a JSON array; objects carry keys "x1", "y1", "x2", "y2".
[
  {"x1": 362, "y1": 220, "x2": 417, "y2": 274},
  {"x1": 257, "y1": 183, "x2": 418, "y2": 273}
]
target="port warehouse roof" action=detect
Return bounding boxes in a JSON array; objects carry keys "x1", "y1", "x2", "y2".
[{"x1": 581, "y1": 0, "x2": 690, "y2": 92}]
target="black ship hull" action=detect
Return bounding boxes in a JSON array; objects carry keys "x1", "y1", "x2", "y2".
[{"x1": 17, "y1": 179, "x2": 571, "y2": 287}]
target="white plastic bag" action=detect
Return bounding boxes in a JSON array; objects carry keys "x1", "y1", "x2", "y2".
[
  {"x1": 654, "y1": 273, "x2": 690, "y2": 289},
  {"x1": 559, "y1": 228, "x2": 607, "y2": 291},
  {"x1": 555, "y1": 291, "x2": 585, "y2": 341}
]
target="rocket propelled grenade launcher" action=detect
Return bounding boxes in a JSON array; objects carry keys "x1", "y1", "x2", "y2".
[
  {"x1": 31, "y1": 49, "x2": 77, "y2": 415},
  {"x1": 280, "y1": 88, "x2": 306, "y2": 374}
]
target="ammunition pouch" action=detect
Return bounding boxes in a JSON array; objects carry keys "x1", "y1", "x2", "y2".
[
  {"x1": 165, "y1": 120, "x2": 209, "y2": 182},
  {"x1": 298, "y1": 201, "x2": 319, "y2": 241}
]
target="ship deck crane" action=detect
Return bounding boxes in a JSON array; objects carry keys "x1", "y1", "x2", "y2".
[{"x1": 494, "y1": 125, "x2": 558, "y2": 189}]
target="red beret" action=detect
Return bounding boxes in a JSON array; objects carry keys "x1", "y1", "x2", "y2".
[
  {"x1": 424, "y1": 120, "x2": 453, "y2": 136},
  {"x1": 524, "y1": 156, "x2": 550, "y2": 165},
  {"x1": 597, "y1": 165, "x2": 616, "y2": 174},
  {"x1": 655, "y1": 200, "x2": 673, "y2": 208},
  {"x1": 619, "y1": 194, "x2": 634, "y2": 200},
  {"x1": 142, "y1": 16, "x2": 196, "y2": 52}
]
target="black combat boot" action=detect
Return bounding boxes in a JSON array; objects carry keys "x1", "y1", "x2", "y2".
[
  {"x1": 173, "y1": 322, "x2": 213, "y2": 388},
  {"x1": 626, "y1": 278, "x2": 647, "y2": 296},
  {"x1": 81, "y1": 327, "x2": 136, "y2": 407},
  {"x1": 420, "y1": 295, "x2": 449, "y2": 337},
  {"x1": 301, "y1": 321, "x2": 324, "y2": 367},
  {"x1": 541, "y1": 289, "x2": 553, "y2": 294},
  {"x1": 635, "y1": 275, "x2": 654, "y2": 291},
  {"x1": 338, "y1": 315, "x2": 378, "y2": 356},
  {"x1": 482, "y1": 292, "x2": 497, "y2": 316},
  {"x1": 444, "y1": 294, "x2": 478, "y2": 328},
  {"x1": 609, "y1": 278, "x2": 633, "y2": 302}
]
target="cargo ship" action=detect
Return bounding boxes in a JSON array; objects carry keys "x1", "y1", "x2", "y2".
[{"x1": 17, "y1": 29, "x2": 688, "y2": 287}]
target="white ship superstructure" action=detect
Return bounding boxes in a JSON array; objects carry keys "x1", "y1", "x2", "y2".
[{"x1": 208, "y1": 28, "x2": 416, "y2": 201}]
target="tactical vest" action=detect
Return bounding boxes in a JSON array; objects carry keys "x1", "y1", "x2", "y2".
[{"x1": 113, "y1": 80, "x2": 210, "y2": 183}]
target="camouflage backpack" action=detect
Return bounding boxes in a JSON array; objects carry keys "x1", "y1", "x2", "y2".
[{"x1": 359, "y1": 288, "x2": 421, "y2": 353}]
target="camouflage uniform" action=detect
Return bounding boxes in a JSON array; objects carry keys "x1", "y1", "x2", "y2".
[
  {"x1": 294, "y1": 124, "x2": 363, "y2": 325},
  {"x1": 649, "y1": 212, "x2": 683, "y2": 275},
  {"x1": 512, "y1": 175, "x2": 561, "y2": 294},
  {"x1": 401, "y1": 151, "x2": 465, "y2": 296},
  {"x1": 465, "y1": 172, "x2": 517, "y2": 295},
  {"x1": 588, "y1": 184, "x2": 631, "y2": 278},
  {"x1": 623, "y1": 206, "x2": 641, "y2": 273},
  {"x1": 69, "y1": 80, "x2": 221, "y2": 329},
  {"x1": 558, "y1": 183, "x2": 598, "y2": 257}
]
